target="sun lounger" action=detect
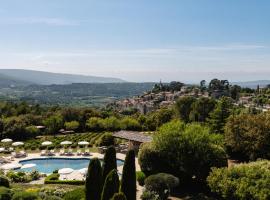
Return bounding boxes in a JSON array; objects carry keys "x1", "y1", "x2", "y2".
[
  {"x1": 82, "y1": 149, "x2": 90, "y2": 156},
  {"x1": 40, "y1": 150, "x2": 47, "y2": 156},
  {"x1": 77, "y1": 149, "x2": 82, "y2": 156},
  {"x1": 19, "y1": 150, "x2": 27, "y2": 157},
  {"x1": 48, "y1": 149, "x2": 55, "y2": 156},
  {"x1": 59, "y1": 149, "x2": 65, "y2": 156}
]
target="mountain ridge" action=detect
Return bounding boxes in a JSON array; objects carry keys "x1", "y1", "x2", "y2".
[{"x1": 0, "y1": 69, "x2": 125, "y2": 86}]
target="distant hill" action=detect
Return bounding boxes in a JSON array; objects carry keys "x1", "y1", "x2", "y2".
[
  {"x1": 0, "y1": 73, "x2": 34, "y2": 87},
  {"x1": 233, "y1": 80, "x2": 270, "y2": 89},
  {"x1": 0, "y1": 69, "x2": 125, "y2": 86}
]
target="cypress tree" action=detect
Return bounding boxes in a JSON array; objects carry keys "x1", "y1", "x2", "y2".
[
  {"x1": 85, "y1": 158, "x2": 103, "y2": 200},
  {"x1": 101, "y1": 169, "x2": 120, "y2": 200},
  {"x1": 120, "y1": 149, "x2": 136, "y2": 200},
  {"x1": 102, "y1": 146, "x2": 117, "y2": 184},
  {"x1": 111, "y1": 193, "x2": 127, "y2": 200}
]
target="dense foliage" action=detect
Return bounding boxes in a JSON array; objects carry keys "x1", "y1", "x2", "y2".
[
  {"x1": 225, "y1": 112, "x2": 270, "y2": 161},
  {"x1": 207, "y1": 160, "x2": 270, "y2": 200},
  {"x1": 139, "y1": 120, "x2": 227, "y2": 182}
]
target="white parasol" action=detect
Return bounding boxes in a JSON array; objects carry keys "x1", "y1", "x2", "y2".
[
  {"x1": 12, "y1": 142, "x2": 24, "y2": 147},
  {"x1": 1, "y1": 138, "x2": 12, "y2": 143},
  {"x1": 58, "y1": 168, "x2": 74, "y2": 175},
  {"x1": 78, "y1": 141, "x2": 89, "y2": 146}
]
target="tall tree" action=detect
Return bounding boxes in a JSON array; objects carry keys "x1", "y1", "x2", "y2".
[
  {"x1": 121, "y1": 149, "x2": 136, "y2": 200},
  {"x1": 85, "y1": 158, "x2": 103, "y2": 200},
  {"x1": 101, "y1": 169, "x2": 120, "y2": 200},
  {"x1": 208, "y1": 97, "x2": 233, "y2": 133},
  {"x1": 175, "y1": 96, "x2": 196, "y2": 123},
  {"x1": 189, "y1": 97, "x2": 216, "y2": 122},
  {"x1": 102, "y1": 146, "x2": 117, "y2": 185}
]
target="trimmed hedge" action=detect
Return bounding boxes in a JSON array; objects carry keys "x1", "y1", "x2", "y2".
[{"x1": 44, "y1": 173, "x2": 84, "y2": 185}]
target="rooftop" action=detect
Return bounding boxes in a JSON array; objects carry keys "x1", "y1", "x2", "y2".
[{"x1": 113, "y1": 131, "x2": 153, "y2": 143}]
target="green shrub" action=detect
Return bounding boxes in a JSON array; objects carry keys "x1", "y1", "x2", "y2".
[
  {"x1": 12, "y1": 191, "x2": 39, "y2": 200},
  {"x1": 111, "y1": 193, "x2": 127, "y2": 200},
  {"x1": 225, "y1": 112, "x2": 270, "y2": 161},
  {"x1": 44, "y1": 173, "x2": 59, "y2": 182},
  {"x1": 139, "y1": 121, "x2": 227, "y2": 183},
  {"x1": 136, "y1": 171, "x2": 146, "y2": 186},
  {"x1": 85, "y1": 158, "x2": 102, "y2": 200},
  {"x1": 207, "y1": 160, "x2": 270, "y2": 200},
  {"x1": 121, "y1": 149, "x2": 136, "y2": 200},
  {"x1": 0, "y1": 187, "x2": 12, "y2": 200},
  {"x1": 97, "y1": 133, "x2": 115, "y2": 147},
  {"x1": 101, "y1": 169, "x2": 119, "y2": 200},
  {"x1": 154, "y1": 173, "x2": 179, "y2": 190},
  {"x1": 141, "y1": 190, "x2": 160, "y2": 200},
  {"x1": 44, "y1": 173, "x2": 84, "y2": 185},
  {"x1": 144, "y1": 175, "x2": 170, "y2": 200},
  {"x1": 0, "y1": 176, "x2": 9, "y2": 188},
  {"x1": 64, "y1": 188, "x2": 85, "y2": 200}
]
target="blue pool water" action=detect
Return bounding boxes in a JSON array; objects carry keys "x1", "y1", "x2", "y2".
[{"x1": 17, "y1": 158, "x2": 124, "y2": 174}]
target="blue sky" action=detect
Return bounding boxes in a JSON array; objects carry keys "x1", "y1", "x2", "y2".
[{"x1": 0, "y1": 0, "x2": 269, "y2": 82}]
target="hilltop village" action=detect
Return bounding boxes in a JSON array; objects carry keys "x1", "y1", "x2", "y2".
[{"x1": 114, "y1": 80, "x2": 270, "y2": 114}]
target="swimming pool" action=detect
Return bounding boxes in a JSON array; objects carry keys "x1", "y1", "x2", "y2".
[{"x1": 17, "y1": 157, "x2": 124, "y2": 174}]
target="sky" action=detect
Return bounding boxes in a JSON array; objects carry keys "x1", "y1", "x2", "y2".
[{"x1": 0, "y1": 0, "x2": 269, "y2": 83}]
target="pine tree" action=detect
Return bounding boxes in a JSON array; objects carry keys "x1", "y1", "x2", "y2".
[
  {"x1": 101, "y1": 169, "x2": 120, "y2": 200},
  {"x1": 102, "y1": 146, "x2": 117, "y2": 184},
  {"x1": 85, "y1": 158, "x2": 103, "y2": 200},
  {"x1": 121, "y1": 149, "x2": 136, "y2": 200},
  {"x1": 111, "y1": 193, "x2": 127, "y2": 200},
  {"x1": 208, "y1": 97, "x2": 233, "y2": 133}
]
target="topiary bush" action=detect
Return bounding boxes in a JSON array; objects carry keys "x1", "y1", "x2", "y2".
[
  {"x1": 0, "y1": 176, "x2": 9, "y2": 188},
  {"x1": 101, "y1": 169, "x2": 119, "y2": 200},
  {"x1": 120, "y1": 149, "x2": 136, "y2": 200},
  {"x1": 85, "y1": 158, "x2": 102, "y2": 200},
  {"x1": 144, "y1": 174, "x2": 171, "y2": 200},
  {"x1": 0, "y1": 186, "x2": 12, "y2": 200},
  {"x1": 207, "y1": 160, "x2": 270, "y2": 200},
  {"x1": 136, "y1": 171, "x2": 146, "y2": 186},
  {"x1": 102, "y1": 146, "x2": 117, "y2": 184},
  {"x1": 12, "y1": 191, "x2": 39, "y2": 200}
]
